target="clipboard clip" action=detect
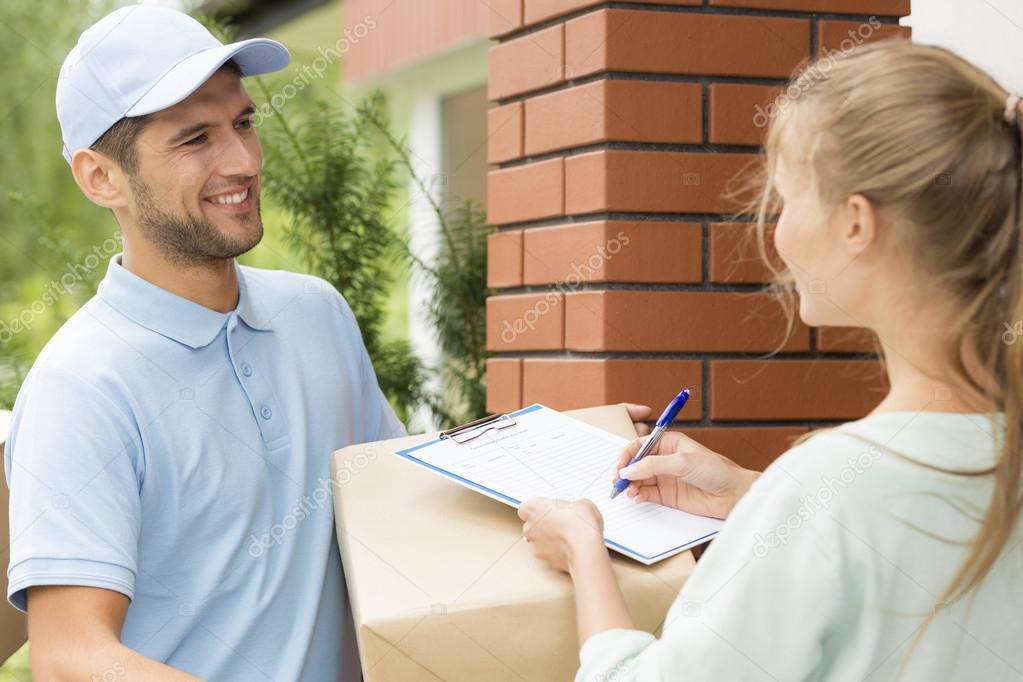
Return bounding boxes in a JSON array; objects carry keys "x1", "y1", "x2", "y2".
[{"x1": 440, "y1": 413, "x2": 518, "y2": 444}]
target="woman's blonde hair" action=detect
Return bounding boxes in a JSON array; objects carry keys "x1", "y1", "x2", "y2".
[{"x1": 752, "y1": 39, "x2": 1023, "y2": 664}]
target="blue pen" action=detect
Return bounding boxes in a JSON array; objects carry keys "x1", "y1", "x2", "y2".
[{"x1": 610, "y1": 388, "x2": 691, "y2": 499}]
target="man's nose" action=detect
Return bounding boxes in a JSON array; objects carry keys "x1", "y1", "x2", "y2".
[{"x1": 217, "y1": 132, "x2": 260, "y2": 178}]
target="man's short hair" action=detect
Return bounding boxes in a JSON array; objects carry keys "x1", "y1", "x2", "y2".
[
  {"x1": 88, "y1": 60, "x2": 242, "y2": 174},
  {"x1": 89, "y1": 114, "x2": 152, "y2": 174}
]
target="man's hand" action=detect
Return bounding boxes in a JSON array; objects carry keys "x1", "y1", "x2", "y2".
[
  {"x1": 624, "y1": 403, "x2": 653, "y2": 437},
  {"x1": 613, "y1": 431, "x2": 759, "y2": 519},
  {"x1": 27, "y1": 586, "x2": 201, "y2": 681}
]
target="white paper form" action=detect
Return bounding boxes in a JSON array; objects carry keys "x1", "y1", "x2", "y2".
[{"x1": 394, "y1": 404, "x2": 722, "y2": 564}]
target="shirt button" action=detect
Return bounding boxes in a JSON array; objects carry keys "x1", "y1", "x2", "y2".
[
  {"x1": 240, "y1": 362, "x2": 253, "y2": 377},
  {"x1": 260, "y1": 406, "x2": 273, "y2": 420}
]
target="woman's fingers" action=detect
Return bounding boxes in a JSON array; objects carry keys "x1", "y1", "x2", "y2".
[
  {"x1": 633, "y1": 485, "x2": 663, "y2": 505},
  {"x1": 612, "y1": 432, "x2": 690, "y2": 484},
  {"x1": 619, "y1": 452, "x2": 688, "y2": 482},
  {"x1": 616, "y1": 438, "x2": 644, "y2": 469},
  {"x1": 518, "y1": 496, "x2": 551, "y2": 522},
  {"x1": 627, "y1": 482, "x2": 648, "y2": 498},
  {"x1": 612, "y1": 438, "x2": 643, "y2": 484}
]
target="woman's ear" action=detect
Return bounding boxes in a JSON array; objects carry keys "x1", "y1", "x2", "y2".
[
  {"x1": 842, "y1": 193, "x2": 878, "y2": 258},
  {"x1": 70, "y1": 149, "x2": 130, "y2": 210}
]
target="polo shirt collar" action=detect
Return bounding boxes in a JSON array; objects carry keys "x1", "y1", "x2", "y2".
[
  {"x1": 98, "y1": 255, "x2": 273, "y2": 349},
  {"x1": 234, "y1": 263, "x2": 274, "y2": 333}
]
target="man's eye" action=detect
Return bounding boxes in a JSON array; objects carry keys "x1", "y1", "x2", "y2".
[
  {"x1": 184, "y1": 134, "x2": 207, "y2": 146},
  {"x1": 236, "y1": 118, "x2": 253, "y2": 130}
]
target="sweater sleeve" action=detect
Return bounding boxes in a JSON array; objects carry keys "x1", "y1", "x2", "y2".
[{"x1": 577, "y1": 440, "x2": 847, "y2": 682}]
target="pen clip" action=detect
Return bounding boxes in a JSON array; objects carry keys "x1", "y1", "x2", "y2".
[{"x1": 440, "y1": 413, "x2": 517, "y2": 444}]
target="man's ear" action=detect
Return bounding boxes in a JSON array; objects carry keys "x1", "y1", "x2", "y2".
[
  {"x1": 842, "y1": 193, "x2": 878, "y2": 258},
  {"x1": 70, "y1": 149, "x2": 130, "y2": 210}
]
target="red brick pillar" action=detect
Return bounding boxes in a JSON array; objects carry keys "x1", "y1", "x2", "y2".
[{"x1": 485, "y1": 0, "x2": 910, "y2": 470}]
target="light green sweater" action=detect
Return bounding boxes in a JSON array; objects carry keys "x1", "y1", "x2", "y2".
[{"x1": 578, "y1": 412, "x2": 1023, "y2": 681}]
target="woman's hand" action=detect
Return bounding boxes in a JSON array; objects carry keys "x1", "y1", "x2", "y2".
[
  {"x1": 518, "y1": 497, "x2": 607, "y2": 574},
  {"x1": 519, "y1": 499, "x2": 635, "y2": 644},
  {"x1": 614, "y1": 431, "x2": 759, "y2": 519}
]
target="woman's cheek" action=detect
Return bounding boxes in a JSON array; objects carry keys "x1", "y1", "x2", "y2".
[{"x1": 773, "y1": 210, "x2": 800, "y2": 272}]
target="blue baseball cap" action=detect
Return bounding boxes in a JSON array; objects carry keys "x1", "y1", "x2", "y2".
[{"x1": 56, "y1": 4, "x2": 290, "y2": 164}]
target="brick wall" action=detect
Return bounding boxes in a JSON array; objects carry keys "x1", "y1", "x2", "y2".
[{"x1": 485, "y1": 0, "x2": 909, "y2": 471}]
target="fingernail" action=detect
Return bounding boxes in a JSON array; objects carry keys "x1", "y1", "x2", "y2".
[{"x1": 619, "y1": 466, "x2": 635, "y2": 478}]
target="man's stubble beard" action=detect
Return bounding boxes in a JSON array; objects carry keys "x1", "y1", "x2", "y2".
[{"x1": 130, "y1": 176, "x2": 263, "y2": 266}]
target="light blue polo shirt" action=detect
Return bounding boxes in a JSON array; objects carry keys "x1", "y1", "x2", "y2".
[{"x1": 5, "y1": 255, "x2": 405, "y2": 680}]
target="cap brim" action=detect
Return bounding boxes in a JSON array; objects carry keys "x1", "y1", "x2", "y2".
[{"x1": 126, "y1": 38, "x2": 290, "y2": 117}]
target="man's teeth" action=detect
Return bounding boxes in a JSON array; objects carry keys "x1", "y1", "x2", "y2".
[{"x1": 209, "y1": 189, "x2": 248, "y2": 205}]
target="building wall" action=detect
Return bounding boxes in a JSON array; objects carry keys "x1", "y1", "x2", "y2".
[
  {"x1": 343, "y1": 0, "x2": 490, "y2": 83},
  {"x1": 484, "y1": 0, "x2": 911, "y2": 471},
  {"x1": 904, "y1": 0, "x2": 1023, "y2": 94},
  {"x1": 342, "y1": 2, "x2": 490, "y2": 431},
  {"x1": 442, "y1": 86, "x2": 489, "y2": 209}
]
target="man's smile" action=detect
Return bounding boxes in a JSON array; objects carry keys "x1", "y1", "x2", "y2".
[{"x1": 202, "y1": 183, "x2": 255, "y2": 214}]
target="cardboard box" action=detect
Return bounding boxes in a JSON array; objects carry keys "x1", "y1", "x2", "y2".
[{"x1": 331, "y1": 405, "x2": 696, "y2": 681}]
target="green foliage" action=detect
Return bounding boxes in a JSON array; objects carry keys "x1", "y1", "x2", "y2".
[
  {"x1": 249, "y1": 67, "x2": 491, "y2": 429},
  {"x1": 422, "y1": 201, "x2": 490, "y2": 426},
  {"x1": 0, "y1": 0, "x2": 121, "y2": 408},
  {"x1": 0, "y1": 8, "x2": 491, "y2": 431},
  {"x1": 0, "y1": 192, "x2": 115, "y2": 409},
  {"x1": 357, "y1": 95, "x2": 491, "y2": 427},
  {"x1": 0, "y1": 641, "x2": 30, "y2": 679},
  {"x1": 252, "y1": 83, "x2": 427, "y2": 425}
]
